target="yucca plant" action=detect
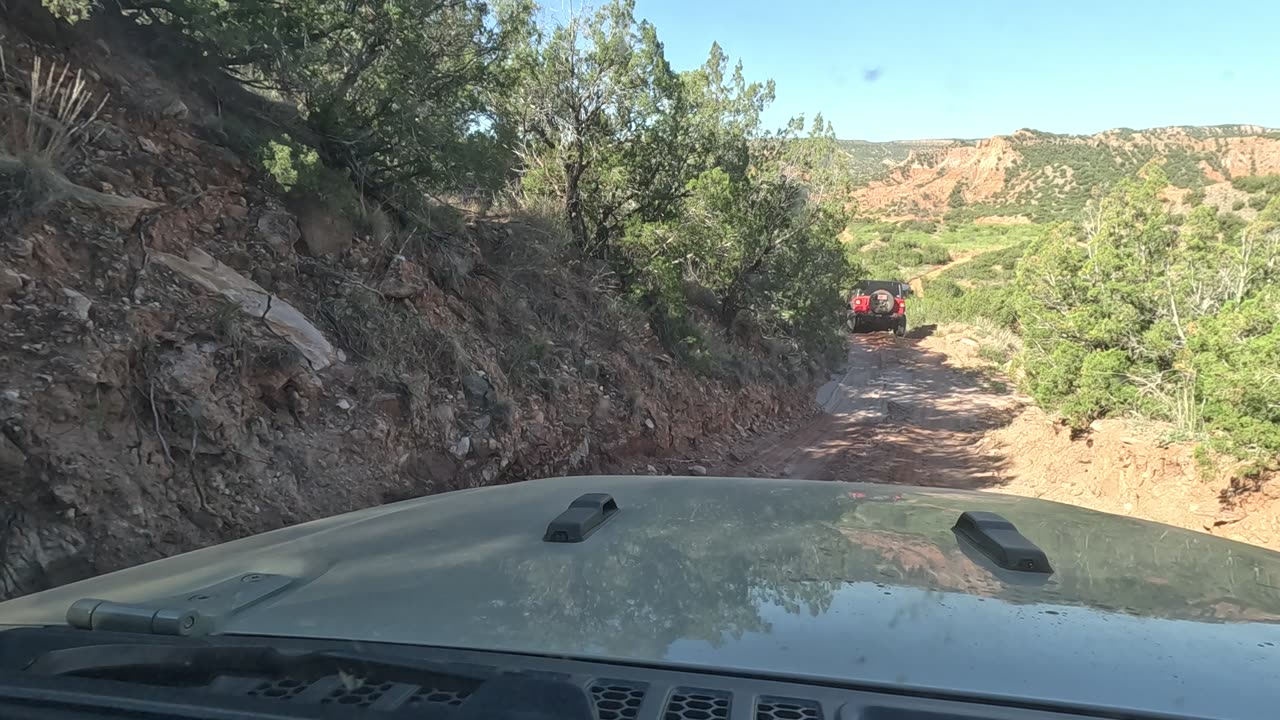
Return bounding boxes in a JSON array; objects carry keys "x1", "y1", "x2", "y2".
[
  {"x1": 2, "y1": 51, "x2": 159, "y2": 212},
  {"x1": 17, "y1": 55, "x2": 109, "y2": 164}
]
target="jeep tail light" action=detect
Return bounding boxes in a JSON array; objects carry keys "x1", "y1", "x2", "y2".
[
  {"x1": 852, "y1": 296, "x2": 869, "y2": 311},
  {"x1": 895, "y1": 297, "x2": 906, "y2": 314}
]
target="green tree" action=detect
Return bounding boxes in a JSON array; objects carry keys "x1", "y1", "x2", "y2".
[
  {"x1": 1014, "y1": 170, "x2": 1280, "y2": 460},
  {"x1": 504, "y1": 0, "x2": 683, "y2": 253},
  {"x1": 1014, "y1": 170, "x2": 1176, "y2": 425},
  {"x1": 91, "y1": 0, "x2": 532, "y2": 201}
]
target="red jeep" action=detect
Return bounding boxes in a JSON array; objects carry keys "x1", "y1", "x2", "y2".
[{"x1": 849, "y1": 280, "x2": 909, "y2": 336}]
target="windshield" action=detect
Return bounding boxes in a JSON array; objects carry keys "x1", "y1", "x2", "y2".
[
  {"x1": 1, "y1": 1, "x2": 1279, "y2": 716},
  {"x1": 853, "y1": 281, "x2": 905, "y2": 296}
]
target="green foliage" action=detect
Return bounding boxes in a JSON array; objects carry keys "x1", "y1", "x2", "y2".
[
  {"x1": 1189, "y1": 289, "x2": 1280, "y2": 455},
  {"x1": 934, "y1": 135, "x2": 1243, "y2": 223},
  {"x1": 113, "y1": 0, "x2": 532, "y2": 202},
  {"x1": 835, "y1": 139, "x2": 952, "y2": 182},
  {"x1": 847, "y1": 221, "x2": 1035, "y2": 285},
  {"x1": 40, "y1": 0, "x2": 95, "y2": 22},
  {"x1": 854, "y1": 222, "x2": 1037, "y2": 331},
  {"x1": 29, "y1": 0, "x2": 892, "y2": 379},
  {"x1": 622, "y1": 158, "x2": 856, "y2": 359},
  {"x1": 1161, "y1": 149, "x2": 1209, "y2": 189},
  {"x1": 1193, "y1": 443, "x2": 1216, "y2": 481},
  {"x1": 851, "y1": 231, "x2": 949, "y2": 280},
  {"x1": 999, "y1": 138, "x2": 1156, "y2": 220},
  {"x1": 1011, "y1": 170, "x2": 1280, "y2": 458},
  {"x1": 1231, "y1": 175, "x2": 1280, "y2": 195},
  {"x1": 260, "y1": 136, "x2": 319, "y2": 192},
  {"x1": 256, "y1": 134, "x2": 364, "y2": 220},
  {"x1": 506, "y1": 1, "x2": 856, "y2": 362}
]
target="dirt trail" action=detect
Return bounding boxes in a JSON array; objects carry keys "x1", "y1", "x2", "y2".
[
  {"x1": 707, "y1": 329, "x2": 1280, "y2": 551},
  {"x1": 724, "y1": 332, "x2": 1022, "y2": 486},
  {"x1": 908, "y1": 250, "x2": 984, "y2": 297}
]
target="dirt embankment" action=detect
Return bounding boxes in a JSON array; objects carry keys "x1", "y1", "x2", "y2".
[
  {"x1": 0, "y1": 12, "x2": 820, "y2": 599},
  {"x1": 632, "y1": 327, "x2": 1280, "y2": 552}
]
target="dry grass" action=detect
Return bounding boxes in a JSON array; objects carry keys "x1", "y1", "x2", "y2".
[
  {"x1": 1, "y1": 52, "x2": 159, "y2": 214},
  {"x1": 315, "y1": 286, "x2": 459, "y2": 383},
  {"x1": 1131, "y1": 369, "x2": 1206, "y2": 442},
  {"x1": 937, "y1": 319, "x2": 1023, "y2": 365}
]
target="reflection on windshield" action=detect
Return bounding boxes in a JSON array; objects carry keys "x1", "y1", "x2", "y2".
[{"x1": 419, "y1": 485, "x2": 1280, "y2": 657}]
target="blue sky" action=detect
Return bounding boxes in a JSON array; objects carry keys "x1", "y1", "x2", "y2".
[{"x1": 631, "y1": 0, "x2": 1279, "y2": 141}]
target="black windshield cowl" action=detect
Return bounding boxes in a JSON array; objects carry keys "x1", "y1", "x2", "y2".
[{"x1": 0, "y1": 628, "x2": 592, "y2": 720}]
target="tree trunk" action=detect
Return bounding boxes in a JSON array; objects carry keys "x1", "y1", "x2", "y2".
[
  {"x1": 717, "y1": 294, "x2": 739, "y2": 329},
  {"x1": 564, "y1": 162, "x2": 587, "y2": 248}
]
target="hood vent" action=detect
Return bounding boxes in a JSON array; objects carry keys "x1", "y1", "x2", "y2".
[
  {"x1": 953, "y1": 511, "x2": 1053, "y2": 573},
  {"x1": 665, "y1": 688, "x2": 731, "y2": 720},
  {"x1": 544, "y1": 493, "x2": 620, "y2": 543}
]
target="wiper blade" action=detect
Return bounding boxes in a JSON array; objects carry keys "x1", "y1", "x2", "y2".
[{"x1": 25, "y1": 642, "x2": 483, "y2": 683}]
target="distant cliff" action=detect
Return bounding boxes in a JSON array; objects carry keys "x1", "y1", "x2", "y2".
[{"x1": 845, "y1": 125, "x2": 1280, "y2": 221}]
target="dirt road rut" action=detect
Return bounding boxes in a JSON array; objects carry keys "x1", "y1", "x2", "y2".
[{"x1": 725, "y1": 332, "x2": 1024, "y2": 488}]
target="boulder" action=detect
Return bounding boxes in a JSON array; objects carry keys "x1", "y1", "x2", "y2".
[
  {"x1": 153, "y1": 248, "x2": 338, "y2": 370},
  {"x1": 296, "y1": 201, "x2": 353, "y2": 256},
  {"x1": 256, "y1": 210, "x2": 300, "y2": 256},
  {"x1": 0, "y1": 267, "x2": 22, "y2": 302}
]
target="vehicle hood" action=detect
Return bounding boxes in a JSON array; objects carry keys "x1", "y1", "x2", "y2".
[{"x1": 2, "y1": 476, "x2": 1279, "y2": 718}]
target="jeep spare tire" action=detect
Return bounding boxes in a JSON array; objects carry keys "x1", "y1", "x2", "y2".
[{"x1": 870, "y1": 289, "x2": 895, "y2": 315}]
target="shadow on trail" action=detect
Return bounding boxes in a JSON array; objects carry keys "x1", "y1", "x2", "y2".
[
  {"x1": 730, "y1": 333, "x2": 1023, "y2": 492},
  {"x1": 903, "y1": 323, "x2": 937, "y2": 340}
]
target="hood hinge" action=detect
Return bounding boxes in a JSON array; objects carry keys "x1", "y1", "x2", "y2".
[{"x1": 65, "y1": 572, "x2": 294, "y2": 636}]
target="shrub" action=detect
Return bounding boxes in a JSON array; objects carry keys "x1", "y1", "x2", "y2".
[
  {"x1": 40, "y1": 0, "x2": 95, "y2": 22},
  {"x1": 1012, "y1": 168, "x2": 1280, "y2": 457}
]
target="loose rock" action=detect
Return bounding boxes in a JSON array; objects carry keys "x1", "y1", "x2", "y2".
[
  {"x1": 62, "y1": 289, "x2": 92, "y2": 322},
  {"x1": 256, "y1": 211, "x2": 301, "y2": 256},
  {"x1": 0, "y1": 268, "x2": 22, "y2": 302},
  {"x1": 450, "y1": 436, "x2": 472, "y2": 460}
]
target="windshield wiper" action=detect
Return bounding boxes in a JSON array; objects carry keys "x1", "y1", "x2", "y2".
[{"x1": 25, "y1": 642, "x2": 480, "y2": 681}]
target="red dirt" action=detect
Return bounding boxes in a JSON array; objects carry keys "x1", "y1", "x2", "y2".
[{"x1": 636, "y1": 327, "x2": 1280, "y2": 553}]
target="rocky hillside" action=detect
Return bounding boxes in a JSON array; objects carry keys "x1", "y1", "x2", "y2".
[
  {"x1": 0, "y1": 9, "x2": 820, "y2": 598},
  {"x1": 849, "y1": 125, "x2": 1280, "y2": 221},
  {"x1": 835, "y1": 138, "x2": 960, "y2": 182}
]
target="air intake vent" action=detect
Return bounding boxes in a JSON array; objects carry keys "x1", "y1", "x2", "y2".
[
  {"x1": 405, "y1": 685, "x2": 473, "y2": 708},
  {"x1": 320, "y1": 681, "x2": 398, "y2": 708},
  {"x1": 757, "y1": 696, "x2": 823, "y2": 720},
  {"x1": 247, "y1": 678, "x2": 308, "y2": 700},
  {"x1": 242, "y1": 674, "x2": 474, "y2": 710},
  {"x1": 665, "y1": 688, "x2": 730, "y2": 720},
  {"x1": 590, "y1": 680, "x2": 646, "y2": 720}
]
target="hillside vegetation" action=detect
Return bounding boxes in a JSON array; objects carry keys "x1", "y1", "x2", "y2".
[
  {"x1": 845, "y1": 221, "x2": 1038, "y2": 282},
  {"x1": 835, "y1": 138, "x2": 960, "y2": 182},
  {"x1": 847, "y1": 125, "x2": 1280, "y2": 222},
  {"x1": 916, "y1": 166, "x2": 1280, "y2": 474},
  {"x1": 0, "y1": 0, "x2": 866, "y2": 596},
  {"x1": 7, "y1": 0, "x2": 860, "y2": 369}
]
